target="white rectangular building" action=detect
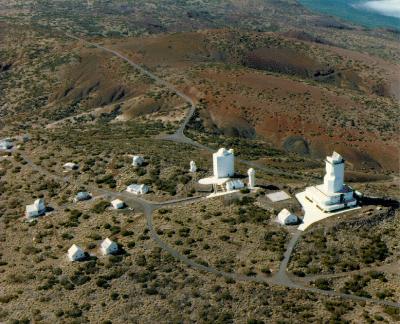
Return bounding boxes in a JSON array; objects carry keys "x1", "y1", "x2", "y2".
[
  {"x1": 25, "y1": 198, "x2": 46, "y2": 219},
  {"x1": 0, "y1": 139, "x2": 13, "y2": 150},
  {"x1": 111, "y1": 199, "x2": 124, "y2": 209},
  {"x1": 126, "y1": 184, "x2": 149, "y2": 195},
  {"x1": 100, "y1": 238, "x2": 119, "y2": 256},
  {"x1": 225, "y1": 179, "x2": 244, "y2": 192},
  {"x1": 213, "y1": 148, "x2": 234, "y2": 179}
]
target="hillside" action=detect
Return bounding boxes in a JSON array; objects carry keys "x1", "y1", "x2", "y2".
[{"x1": 0, "y1": 1, "x2": 399, "y2": 323}]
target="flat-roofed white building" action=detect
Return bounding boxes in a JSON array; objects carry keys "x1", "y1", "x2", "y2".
[
  {"x1": 100, "y1": 238, "x2": 118, "y2": 256},
  {"x1": 225, "y1": 179, "x2": 244, "y2": 192},
  {"x1": 126, "y1": 184, "x2": 149, "y2": 195},
  {"x1": 111, "y1": 199, "x2": 124, "y2": 209}
]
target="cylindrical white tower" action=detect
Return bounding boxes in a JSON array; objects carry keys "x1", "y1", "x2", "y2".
[
  {"x1": 323, "y1": 151, "x2": 344, "y2": 193},
  {"x1": 189, "y1": 160, "x2": 197, "y2": 173},
  {"x1": 248, "y1": 168, "x2": 255, "y2": 188}
]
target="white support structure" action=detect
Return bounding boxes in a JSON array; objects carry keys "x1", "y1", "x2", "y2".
[
  {"x1": 189, "y1": 160, "x2": 197, "y2": 173},
  {"x1": 247, "y1": 168, "x2": 255, "y2": 188},
  {"x1": 213, "y1": 148, "x2": 234, "y2": 178}
]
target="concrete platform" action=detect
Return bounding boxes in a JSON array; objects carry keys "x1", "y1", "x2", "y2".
[
  {"x1": 199, "y1": 176, "x2": 229, "y2": 185},
  {"x1": 296, "y1": 191, "x2": 360, "y2": 231},
  {"x1": 206, "y1": 190, "x2": 240, "y2": 199},
  {"x1": 267, "y1": 191, "x2": 291, "y2": 202}
]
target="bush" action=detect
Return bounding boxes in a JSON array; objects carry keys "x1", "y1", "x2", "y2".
[
  {"x1": 65, "y1": 309, "x2": 82, "y2": 318},
  {"x1": 91, "y1": 201, "x2": 110, "y2": 214},
  {"x1": 219, "y1": 235, "x2": 230, "y2": 241},
  {"x1": 121, "y1": 230, "x2": 134, "y2": 237},
  {"x1": 95, "y1": 174, "x2": 116, "y2": 188},
  {"x1": 384, "y1": 306, "x2": 400, "y2": 321},
  {"x1": 96, "y1": 278, "x2": 110, "y2": 289},
  {"x1": 61, "y1": 232, "x2": 73, "y2": 240},
  {"x1": 110, "y1": 292, "x2": 119, "y2": 300},
  {"x1": 144, "y1": 287, "x2": 158, "y2": 295},
  {"x1": 314, "y1": 278, "x2": 332, "y2": 290},
  {"x1": 87, "y1": 242, "x2": 96, "y2": 250},
  {"x1": 293, "y1": 270, "x2": 305, "y2": 277}
]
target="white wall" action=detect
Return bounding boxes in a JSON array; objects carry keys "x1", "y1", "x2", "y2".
[{"x1": 213, "y1": 149, "x2": 234, "y2": 178}]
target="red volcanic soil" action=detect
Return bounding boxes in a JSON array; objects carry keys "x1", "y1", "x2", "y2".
[
  {"x1": 50, "y1": 47, "x2": 151, "y2": 111},
  {"x1": 244, "y1": 46, "x2": 322, "y2": 78},
  {"x1": 195, "y1": 68, "x2": 399, "y2": 171},
  {"x1": 88, "y1": 31, "x2": 399, "y2": 171}
]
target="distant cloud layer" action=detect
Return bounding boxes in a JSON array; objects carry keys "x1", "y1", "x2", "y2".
[{"x1": 360, "y1": 0, "x2": 400, "y2": 18}]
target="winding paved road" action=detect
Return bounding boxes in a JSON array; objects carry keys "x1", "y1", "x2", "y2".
[
  {"x1": 66, "y1": 34, "x2": 293, "y2": 179},
  {"x1": 19, "y1": 34, "x2": 400, "y2": 309}
]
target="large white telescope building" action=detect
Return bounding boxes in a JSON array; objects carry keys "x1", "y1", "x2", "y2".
[
  {"x1": 213, "y1": 148, "x2": 234, "y2": 178},
  {"x1": 303, "y1": 151, "x2": 356, "y2": 212}
]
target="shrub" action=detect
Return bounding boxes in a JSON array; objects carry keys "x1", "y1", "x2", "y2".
[
  {"x1": 91, "y1": 201, "x2": 110, "y2": 214},
  {"x1": 61, "y1": 232, "x2": 73, "y2": 240},
  {"x1": 65, "y1": 309, "x2": 82, "y2": 318},
  {"x1": 110, "y1": 292, "x2": 119, "y2": 300},
  {"x1": 121, "y1": 230, "x2": 134, "y2": 237},
  {"x1": 314, "y1": 278, "x2": 332, "y2": 290},
  {"x1": 384, "y1": 306, "x2": 400, "y2": 321},
  {"x1": 96, "y1": 278, "x2": 110, "y2": 289},
  {"x1": 55, "y1": 310, "x2": 64, "y2": 317},
  {"x1": 293, "y1": 270, "x2": 305, "y2": 277},
  {"x1": 95, "y1": 174, "x2": 116, "y2": 188},
  {"x1": 219, "y1": 235, "x2": 230, "y2": 241},
  {"x1": 0, "y1": 294, "x2": 18, "y2": 303}
]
